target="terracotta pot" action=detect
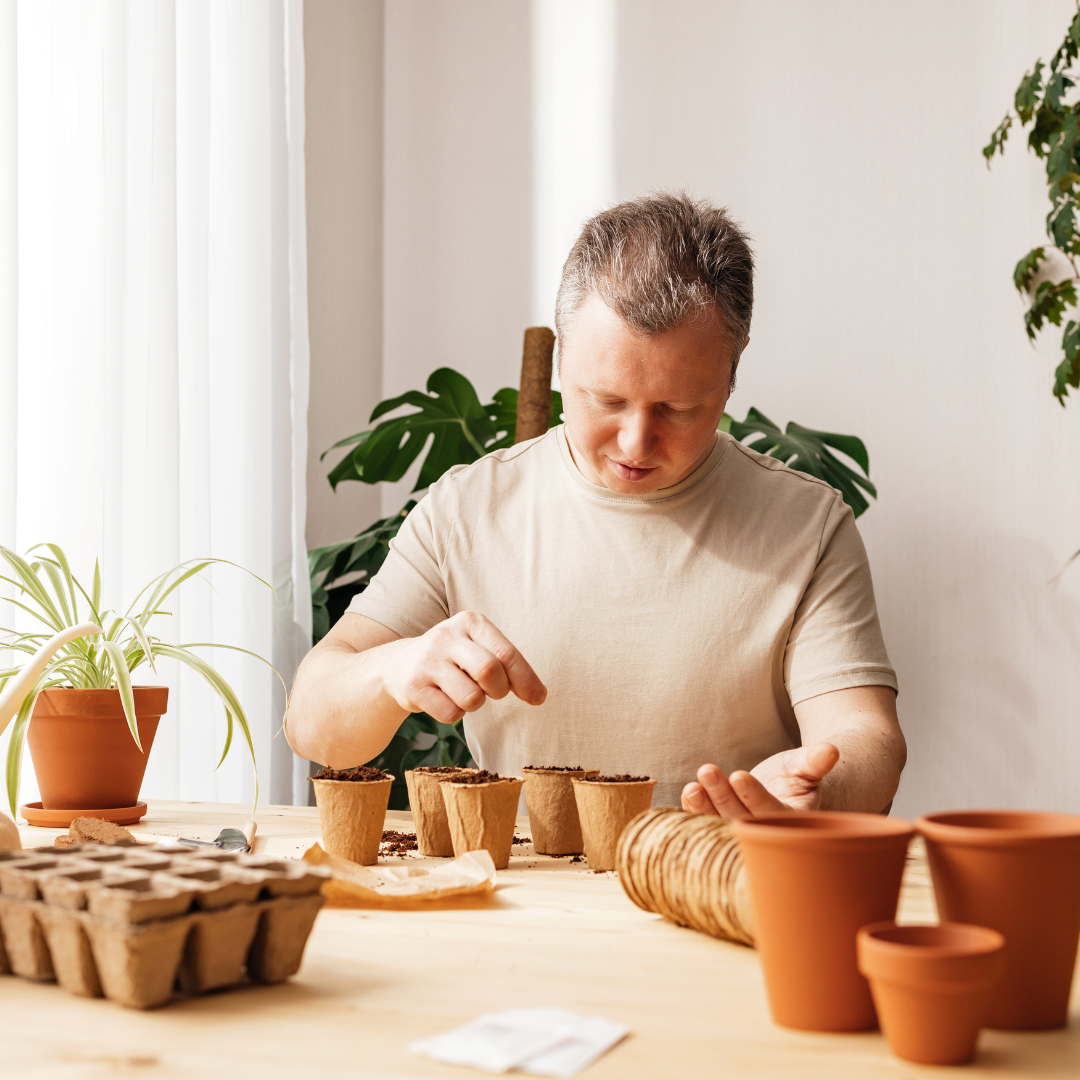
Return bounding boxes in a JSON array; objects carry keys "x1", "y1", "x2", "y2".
[
  {"x1": 312, "y1": 775, "x2": 394, "y2": 865},
  {"x1": 857, "y1": 921, "x2": 1005, "y2": 1064},
  {"x1": 27, "y1": 687, "x2": 167, "y2": 810},
  {"x1": 571, "y1": 778, "x2": 657, "y2": 871},
  {"x1": 731, "y1": 812, "x2": 914, "y2": 1032},
  {"x1": 916, "y1": 810, "x2": 1080, "y2": 1030}
]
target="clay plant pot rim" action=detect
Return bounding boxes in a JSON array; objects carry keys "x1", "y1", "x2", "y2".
[
  {"x1": 916, "y1": 810, "x2": 1080, "y2": 847},
  {"x1": 33, "y1": 685, "x2": 169, "y2": 715},
  {"x1": 311, "y1": 775, "x2": 395, "y2": 786},
  {"x1": 731, "y1": 811, "x2": 914, "y2": 847},
  {"x1": 858, "y1": 922, "x2": 1006, "y2": 992},
  {"x1": 38, "y1": 685, "x2": 166, "y2": 692},
  {"x1": 858, "y1": 921, "x2": 1006, "y2": 963}
]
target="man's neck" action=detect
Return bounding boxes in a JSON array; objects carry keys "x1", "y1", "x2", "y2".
[{"x1": 562, "y1": 427, "x2": 719, "y2": 493}]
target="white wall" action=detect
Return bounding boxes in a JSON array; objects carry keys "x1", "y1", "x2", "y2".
[{"x1": 306, "y1": 0, "x2": 1080, "y2": 817}]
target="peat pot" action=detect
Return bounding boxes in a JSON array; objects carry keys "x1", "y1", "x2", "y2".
[
  {"x1": 27, "y1": 687, "x2": 167, "y2": 810},
  {"x1": 731, "y1": 812, "x2": 914, "y2": 1032},
  {"x1": 916, "y1": 810, "x2": 1080, "y2": 1030},
  {"x1": 857, "y1": 921, "x2": 1006, "y2": 1065},
  {"x1": 312, "y1": 773, "x2": 395, "y2": 865}
]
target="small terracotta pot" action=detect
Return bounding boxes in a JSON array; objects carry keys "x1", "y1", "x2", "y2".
[
  {"x1": 916, "y1": 810, "x2": 1080, "y2": 1030},
  {"x1": 571, "y1": 778, "x2": 657, "y2": 871},
  {"x1": 731, "y1": 812, "x2": 914, "y2": 1032},
  {"x1": 440, "y1": 777, "x2": 523, "y2": 870},
  {"x1": 404, "y1": 767, "x2": 477, "y2": 857},
  {"x1": 312, "y1": 775, "x2": 394, "y2": 865},
  {"x1": 857, "y1": 921, "x2": 1006, "y2": 1064},
  {"x1": 522, "y1": 768, "x2": 591, "y2": 855},
  {"x1": 27, "y1": 687, "x2": 167, "y2": 810}
]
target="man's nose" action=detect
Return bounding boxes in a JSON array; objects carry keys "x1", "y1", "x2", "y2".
[{"x1": 617, "y1": 411, "x2": 656, "y2": 463}]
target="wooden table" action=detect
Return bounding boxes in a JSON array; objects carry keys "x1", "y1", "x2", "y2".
[{"x1": 1, "y1": 801, "x2": 1077, "y2": 1079}]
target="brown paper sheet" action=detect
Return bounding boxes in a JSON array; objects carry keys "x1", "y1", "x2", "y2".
[{"x1": 302, "y1": 843, "x2": 497, "y2": 908}]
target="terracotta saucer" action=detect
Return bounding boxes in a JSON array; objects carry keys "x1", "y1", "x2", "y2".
[{"x1": 19, "y1": 801, "x2": 148, "y2": 828}]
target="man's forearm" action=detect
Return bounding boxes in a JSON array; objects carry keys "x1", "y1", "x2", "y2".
[
  {"x1": 816, "y1": 721, "x2": 906, "y2": 813},
  {"x1": 286, "y1": 638, "x2": 409, "y2": 767}
]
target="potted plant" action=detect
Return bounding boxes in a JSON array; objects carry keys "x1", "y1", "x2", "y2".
[{"x1": 0, "y1": 544, "x2": 277, "y2": 824}]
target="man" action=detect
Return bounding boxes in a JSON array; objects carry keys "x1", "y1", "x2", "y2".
[{"x1": 287, "y1": 193, "x2": 906, "y2": 816}]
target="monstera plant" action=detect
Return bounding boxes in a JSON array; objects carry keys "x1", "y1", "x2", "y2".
[{"x1": 311, "y1": 366, "x2": 877, "y2": 807}]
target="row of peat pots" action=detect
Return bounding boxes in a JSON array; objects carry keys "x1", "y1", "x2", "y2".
[{"x1": 731, "y1": 810, "x2": 1080, "y2": 1066}]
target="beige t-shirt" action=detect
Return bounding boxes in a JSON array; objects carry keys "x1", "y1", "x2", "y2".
[{"x1": 349, "y1": 426, "x2": 896, "y2": 805}]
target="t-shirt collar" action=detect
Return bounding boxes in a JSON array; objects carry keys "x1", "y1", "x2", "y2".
[{"x1": 555, "y1": 424, "x2": 728, "y2": 505}]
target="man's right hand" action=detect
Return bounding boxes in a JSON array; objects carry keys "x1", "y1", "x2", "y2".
[{"x1": 379, "y1": 610, "x2": 547, "y2": 724}]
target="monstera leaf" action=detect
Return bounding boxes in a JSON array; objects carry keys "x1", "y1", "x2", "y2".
[
  {"x1": 722, "y1": 407, "x2": 877, "y2": 518},
  {"x1": 324, "y1": 369, "x2": 495, "y2": 491},
  {"x1": 323, "y1": 370, "x2": 564, "y2": 493}
]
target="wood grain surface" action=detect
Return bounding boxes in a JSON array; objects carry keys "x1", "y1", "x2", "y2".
[{"x1": 1, "y1": 801, "x2": 1076, "y2": 1079}]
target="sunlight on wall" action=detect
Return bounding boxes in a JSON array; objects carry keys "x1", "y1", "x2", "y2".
[{"x1": 530, "y1": 0, "x2": 616, "y2": 350}]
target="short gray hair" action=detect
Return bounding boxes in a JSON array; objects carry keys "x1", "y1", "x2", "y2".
[{"x1": 555, "y1": 192, "x2": 754, "y2": 390}]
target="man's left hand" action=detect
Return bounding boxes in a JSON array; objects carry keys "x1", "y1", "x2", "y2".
[{"x1": 680, "y1": 742, "x2": 840, "y2": 819}]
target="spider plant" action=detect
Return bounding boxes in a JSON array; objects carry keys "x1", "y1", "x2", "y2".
[{"x1": 0, "y1": 544, "x2": 281, "y2": 817}]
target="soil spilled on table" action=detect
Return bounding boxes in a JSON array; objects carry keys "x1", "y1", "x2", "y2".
[{"x1": 380, "y1": 830, "x2": 418, "y2": 856}]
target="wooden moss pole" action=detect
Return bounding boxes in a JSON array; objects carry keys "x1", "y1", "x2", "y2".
[{"x1": 515, "y1": 327, "x2": 555, "y2": 443}]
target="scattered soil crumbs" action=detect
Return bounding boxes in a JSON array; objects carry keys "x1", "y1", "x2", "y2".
[
  {"x1": 570, "y1": 855, "x2": 583, "y2": 863},
  {"x1": 581, "y1": 774, "x2": 651, "y2": 783},
  {"x1": 511, "y1": 836, "x2": 531, "y2": 845},
  {"x1": 523, "y1": 765, "x2": 584, "y2": 772},
  {"x1": 440, "y1": 769, "x2": 507, "y2": 785},
  {"x1": 380, "y1": 830, "x2": 418, "y2": 856},
  {"x1": 311, "y1": 766, "x2": 389, "y2": 782}
]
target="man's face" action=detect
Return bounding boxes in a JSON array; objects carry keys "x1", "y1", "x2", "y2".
[{"x1": 557, "y1": 292, "x2": 735, "y2": 494}]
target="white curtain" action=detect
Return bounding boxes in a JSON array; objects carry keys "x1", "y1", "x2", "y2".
[{"x1": 0, "y1": 0, "x2": 313, "y2": 808}]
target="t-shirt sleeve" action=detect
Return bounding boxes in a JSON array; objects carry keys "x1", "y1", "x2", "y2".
[
  {"x1": 345, "y1": 481, "x2": 452, "y2": 637},
  {"x1": 784, "y1": 494, "x2": 897, "y2": 704}
]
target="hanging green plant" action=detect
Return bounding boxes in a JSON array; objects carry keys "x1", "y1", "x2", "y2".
[{"x1": 983, "y1": 8, "x2": 1080, "y2": 403}]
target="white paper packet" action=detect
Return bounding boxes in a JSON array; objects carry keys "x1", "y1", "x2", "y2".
[{"x1": 409, "y1": 1007, "x2": 629, "y2": 1077}]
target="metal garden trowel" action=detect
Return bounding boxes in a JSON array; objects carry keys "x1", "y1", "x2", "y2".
[{"x1": 157, "y1": 820, "x2": 257, "y2": 852}]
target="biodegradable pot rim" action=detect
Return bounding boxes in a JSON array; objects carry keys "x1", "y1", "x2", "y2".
[
  {"x1": 409, "y1": 766, "x2": 476, "y2": 774},
  {"x1": 916, "y1": 810, "x2": 1080, "y2": 847},
  {"x1": 731, "y1": 811, "x2": 914, "y2": 848},
  {"x1": 570, "y1": 778, "x2": 656, "y2": 787},
  {"x1": 441, "y1": 777, "x2": 522, "y2": 788},
  {"x1": 858, "y1": 921, "x2": 1006, "y2": 968},
  {"x1": 311, "y1": 774, "x2": 395, "y2": 786},
  {"x1": 523, "y1": 766, "x2": 588, "y2": 774}
]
